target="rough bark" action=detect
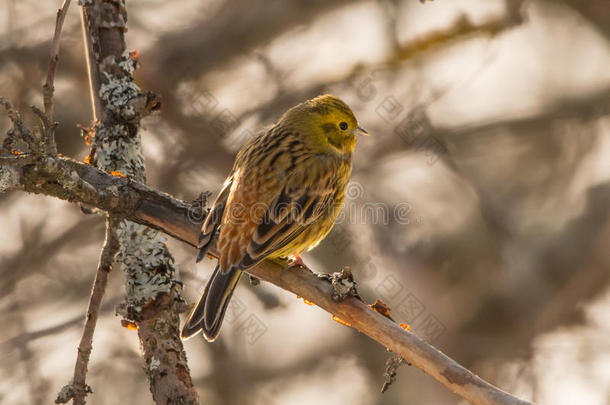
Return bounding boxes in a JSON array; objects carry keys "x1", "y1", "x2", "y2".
[{"x1": 77, "y1": 1, "x2": 198, "y2": 403}]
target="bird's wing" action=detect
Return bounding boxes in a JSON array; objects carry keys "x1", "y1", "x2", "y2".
[
  {"x1": 217, "y1": 150, "x2": 340, "y2": 272},
  {"x1": 240, "y1": 180, "x2": 335, "y2": 268},
  {"x1": 196, "y1": 175, "x2": 233, "y2": 262}
]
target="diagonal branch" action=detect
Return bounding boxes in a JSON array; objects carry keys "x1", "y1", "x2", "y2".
[
  {"x1": 44, "y1": 0, "x2": 72, "y2": 125},
  {"x1": 38, "y1": 0, "x2": 73, "y2": 157},
  {"x1": 1, "y1": 153, "x2": 535, "y2": 405},
  {"x1": 71, "y1": 218, "x2": 118, "y2": 405},
  {"x1": 56, "y1": 217, "x2": 119, "y2": 405}
]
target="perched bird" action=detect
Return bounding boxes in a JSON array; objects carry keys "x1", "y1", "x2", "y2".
[{"x1": 181, "y1": 94, "x2": 367, "y2": 341}]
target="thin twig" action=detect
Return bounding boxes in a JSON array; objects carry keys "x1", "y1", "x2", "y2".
[
  {"x1": 381, "y1": 353, "x2": 408, "y2": 393},
  {"x1": 44, "y1": 0, "x2": 72, "y2": 122},
  {"x1": 0, "y1": 97, "x2": 39, "y2": 154},
  {"x1": 39, "y1": 0, "x2": 71, "y2": 156},
  {"x1": 56, "y1": 218, "x2": 119, "y2": 405},
  {"x1": 31, "y1": 104, "x2": 56, "y2": 143}
]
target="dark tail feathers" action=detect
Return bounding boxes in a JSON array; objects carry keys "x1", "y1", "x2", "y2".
[
  {"x1": 196, "y1": 233, "x2": 214, "y2": 263},
  {"x1": 181, "y1": 264, "x2": 243, "y2": 341}
]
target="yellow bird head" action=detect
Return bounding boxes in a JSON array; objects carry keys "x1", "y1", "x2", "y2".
[{"x1": 281, "y1": 94, "x2": 368, "y2": 156}]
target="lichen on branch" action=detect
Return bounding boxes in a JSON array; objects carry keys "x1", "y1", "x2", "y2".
[
  {"x1": 76, "y1": 0, "x2": 197, "y2": 403},
  {"x1": 82, "y1": 0, "x2": 182, "y2": 321}
]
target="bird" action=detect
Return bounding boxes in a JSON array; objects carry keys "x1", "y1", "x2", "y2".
[{"x1": 181, "y1": 94, "x2": 367, "y2": 341}]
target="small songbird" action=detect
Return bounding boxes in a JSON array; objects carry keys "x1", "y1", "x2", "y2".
[{"x1": 181, "y1": 94, "x2": 367, "y2": 341}]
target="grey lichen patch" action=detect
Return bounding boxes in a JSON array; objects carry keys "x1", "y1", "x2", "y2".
[
  {"x1": 149, "y1": 356, "x2": 161, "y2": 372},
  {"x1": 324, "y1": 266, "x2": 360, "y2": 302},
  {"x1": 88, "y1": 33, "x2": 184, "y2": 322},
  {"x1": 92, "y1": 124, "x2": 145, "y2": 182},
  {"x1": 100, "y1": 75, "x2": 141, "y2": 121},
  {"x1": 115, "y1": 220, "x2": 181, "y2": 318},
  {"x1": 91, "y1": 112, "x2": 182, "y2": 321},
  {"x1": 55, "y1": 168, "x2": 80, "y2": 190},
  {"x1": 118, "y1": 51, "x2": 136, "y2": 75},
  {"x1": 55, "y1": 382, "x2": 93, "y2": 404},
  {"x1": 0, "y1": 165, "x2": 19, "y2": 192},
  {"x1": 55, "y1": 383, "x2": 74, "y2": 404},
  {"x1": 98, "y1": 51, "x2": 142, "y2": 122}
]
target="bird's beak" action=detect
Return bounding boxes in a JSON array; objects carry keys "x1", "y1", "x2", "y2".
[{"x1": 355, "y1": 126, "x2": 369, "y2": 136}]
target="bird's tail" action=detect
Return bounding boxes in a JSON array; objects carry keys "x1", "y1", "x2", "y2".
[{"x1": 181, "y1": 264, "x2": 243, "y2": 341}]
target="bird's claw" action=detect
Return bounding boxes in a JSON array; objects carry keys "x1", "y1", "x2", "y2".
[{"x1": 287, "y1": 254, "x2": 305, "y2": 268}]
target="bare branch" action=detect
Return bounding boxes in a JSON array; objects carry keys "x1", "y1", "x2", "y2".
[
  {"x1": 0, "y1": 98, "x2": 40, "y2": 154},
  {"x1": 0, "y1": 154, "x2": 199, "y2": 243},
  {"x1": 55, "y1": 219, "x2": 119, "y2": 404},
  {"x1": 44, "y1": 0, "x2": 72, "y2": 126},
  {"x1": 1, "y1": 152, "x2": 533, "y2": 405},
  {"x1": 1, "y1": 8, "x2": 73, "y2": 159},
  {"x1": 225, "y1": 258, "x2": 534, "y2": 405},
  {"x1": 69, "y1": 218, "x2": 119, "y2": 405},
  {"x1": 381, "y1": 353, "x2": 408, "y2": 393}
]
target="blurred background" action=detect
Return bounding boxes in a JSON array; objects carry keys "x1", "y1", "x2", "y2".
[{"x1": 1, "y1": 0, "x2": 610, "y2": 404}]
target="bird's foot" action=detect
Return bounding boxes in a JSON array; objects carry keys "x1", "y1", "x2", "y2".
[{"x1": 287, "y1": 254, "x2": 305, "y2": 268}]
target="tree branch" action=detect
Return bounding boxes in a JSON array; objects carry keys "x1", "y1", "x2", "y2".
[
  {"x1": 56, "y1": 218, "x2": 119, "y2": 405},
  {"x1": 44, "y1": 0, "x2": 71, "y2": 131},
  {"x1": 76, "y1": 1, "x2": 196, "y2": 404},
  {"x1": 1, "y1": 152, "x2": 534, "y2": 405},
  {"x1": 72, "y1": 218, "x2": 118, "y2": 405}
]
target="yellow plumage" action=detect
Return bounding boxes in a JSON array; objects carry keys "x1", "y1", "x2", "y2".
[{"x1": 181, "y1": 94, "x2": 367, "y2": 341}]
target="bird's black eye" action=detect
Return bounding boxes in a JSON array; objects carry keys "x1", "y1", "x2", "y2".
[{"x1": 339, "y1": 122, "x2": 348, "y2": 130}]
